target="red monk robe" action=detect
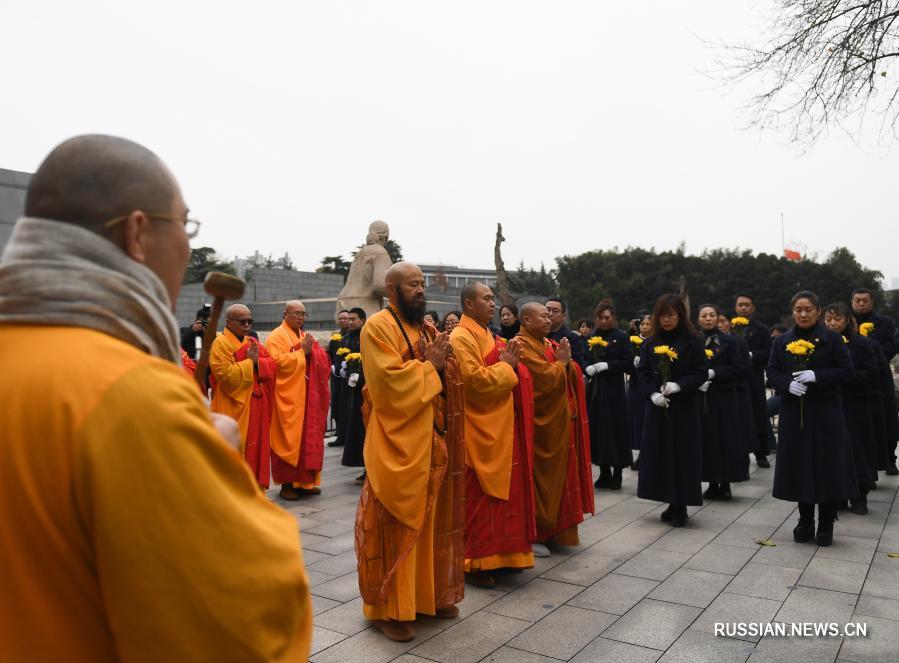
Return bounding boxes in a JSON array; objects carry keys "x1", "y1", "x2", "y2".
[
  {"x1": 266, "y1": 323, "x2": 331, "y2": 489},
  {"x1": 464, "y1": 337, "x2": 538, "y2": 569},
  {"x1": 180, "y1": 349, "x2": 197, "y2": 377}
]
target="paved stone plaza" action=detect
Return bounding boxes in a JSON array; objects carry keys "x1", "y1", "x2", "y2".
[{"x1": 271, "y1": 442, "x2": 899, "y2": 662}]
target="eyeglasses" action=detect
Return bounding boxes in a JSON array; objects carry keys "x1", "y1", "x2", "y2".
[
  {"x1": 104, "y1": 212, "x2": 201, "y2": 239},
  {"x1": 227, "y1": 318, "x2": 254, "y2": 326}
]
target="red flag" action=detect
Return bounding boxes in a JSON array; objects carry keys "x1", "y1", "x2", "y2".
[{"x1": 784, "y1": 249, "x2": 801, "y2": 262}]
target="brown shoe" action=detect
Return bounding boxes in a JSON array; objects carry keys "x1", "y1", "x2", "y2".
[
  {"x1": 279, "y1": 484, "x2": 301, "y2": 501},
  {"x1": 434, "y1": 605, "x2": 459, "y2": 620},
  {"x1": 296, "y1": 486, "x2": 322, "y2": 496},
  {"x1": 465, "y1": 572, "x2": 496, "y2": 588},
  {"x1": 355, "y1": 472, "x2": 367, "y2": 485},
  {"x1": 372, "y1": 619, "x2": 415, "y2": 642}
]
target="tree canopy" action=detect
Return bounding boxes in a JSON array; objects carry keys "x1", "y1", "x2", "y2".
[{"x1": 183, "y1": 247, "x2": 235, "y2": 284}]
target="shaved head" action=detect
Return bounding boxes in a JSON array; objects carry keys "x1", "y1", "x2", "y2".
[
  {"x1": 520, "y1": 302, "x2": 546, "y2": 319},
  {"x1": 385, "y1": 260, "x2": 423, "y2": 287},
  {"x1": 283, "y1": 300, "x2": 306, "y2": 332},
  {"x1": 461, "y1": 281, "x2": 495, "y2": 327},
  {"x1": 520, "y1": 302, "x2": 551, "y2": 339},
  {"x1": 25, "y1": 134, "x2": 179, "y2": 235},
  {"x1": 386, "y1": 261, "x2": 426, "y2": 324},
  {"x1": 225, "y1": 304, "x2": 252, "y2": 339},
  {"x1": 226, "y1": 304, "x2": 251, "y2": 318}
]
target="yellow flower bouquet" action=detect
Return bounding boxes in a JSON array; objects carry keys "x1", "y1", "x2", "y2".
[
  {"x1": 587, "y1": 335, "x2": 609, "y2": 361},
  {"x1": 330, "y1": 332, "x2": 343, "y2": 341},
  {"x1": 786, "y1": 338, "x2": 816, "y2": 429},
  {"x1": 860, "y1": 322, "x2": 875, "y2": 337},
  {"x1": 336, "y1": 346, "x2": 351, "y2": 357}
]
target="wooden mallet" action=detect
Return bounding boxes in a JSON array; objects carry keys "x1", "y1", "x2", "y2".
[{"x1": 193, "y1": 271, "x2": 246, "y2": 392}]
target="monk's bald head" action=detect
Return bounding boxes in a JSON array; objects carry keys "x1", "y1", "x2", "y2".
[
  {"x1": 283, "y1": 300, "x2": 306, "y2": 332},
  {"x1": 461, "y1": 281, "x2": 495, "y2": 327},
  {"x1": 225, "y1": 304, "x2": 252, "y2": 338},
  {"x1": 25, "y1": 135, "x2": 179, "y2": 235},
  {"x1": 520, "y1": 302, "x2": 551, "y2": 339},
  {"x1": 385, "y1": 261, "x2": 426, "y2": 324}
]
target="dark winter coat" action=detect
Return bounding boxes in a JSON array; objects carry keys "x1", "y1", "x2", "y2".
[
  {"x1": 586, "y1": 328, "x2": 634, "y2": 467},
  {"x1": 732, "y1": 336, "x2": 758, "y2": 458},
  {"x1": 841, "y1": 332, "x2": 880, "y2": 489},
  {"x1": 628, "y1": 337, "x2": 648, "y2": 450},
  {"x1": 855, "y1": 311, "x2": 898, "y2": 447},
  {"x1": 739, "y1": 317, "x2": 772, "y2": 452}
]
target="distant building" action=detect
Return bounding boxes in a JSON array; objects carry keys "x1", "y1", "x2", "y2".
[
  {"x1": 0, "y1": 168, "x2": 31, "y2": 255},
  {"x1": 418, "y1": 263, "x2": 497, "y2": 291}
]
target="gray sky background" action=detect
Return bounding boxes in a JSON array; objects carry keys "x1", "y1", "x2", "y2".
[{"x1": 2, "y1": 1, "x2": 897, "y2": 284}]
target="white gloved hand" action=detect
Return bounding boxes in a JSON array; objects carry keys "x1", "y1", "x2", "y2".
[
  {"x1": 585, "y1": 364, "x2": 597, "y2": 377},
  {"x1": 661, "y1": 382, "x2": 681, "y2": 396},
  {"x1": 339, "y1": 367, "x2": 348, "y2": 378},
  {"x1": 792, "y1": 370, "x2": 816, "y2": 384},
  {"x1": 348, "y1": 373, "x2": 359, "y2": 387},
  {"x1": 698, "y1": 380, "x2": 711, "y2": 392},
  {"x1": 748, "y1": 351, "x2": 753, "y2": 359},
  {"x1": 650, "y1": 392, "x2": 670, "y2": 408},
  {"x1": 634, "y1": 356, "x2": 641, "y2": 368},
  {"x1": 708, "y1": 369, "x2": 715, "y2": 380},
  {"x1": 331, "y1": 364, "x2": 337, "y2": 376},
  {"x1": 788, "y1": 381, "x2": 808, "y2": 396},
  {"x1": 596, "y1": 362, "x2": 609, "y2": 373}
]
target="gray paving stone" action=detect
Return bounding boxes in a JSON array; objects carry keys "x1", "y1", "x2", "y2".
[
  {"x1": 614, "y1": 547, "x2": 692, "y2": 581},
  {"x1": 390, "y1": 656, "x2": 435, "y2": 663},
  {"x1": 306, "y1": 570, "x2": 337, "y2": 587},
  {"x1": 649, "y1": 526, "x2": 721, "y2": 555},
  {"x1": 570, "y1": 638, "x2": 663, "y2": 663},
  {"x1": 455, "y1": 584, "x2": 506, "y2": 619},
  {"x1": 539, "y1": 551, "x2": 624, "y2": 586},
  {"x1": 838, "y1": 614, "x2": 899, "y2": 663},
  {"x1": 601, "y1": 598, "x2": 702, "y2": 650},
  {"x1": 683, "y1": 543, "x2": 757, "y2": 575},
  {"x1": 311, "y1": 595, "x2": 342, "y2": 616},
  {"x1": 507, "y1": 605, "x2": 618, "y2": 660},
  {"x1": 689, "y1": 593, "x2": 783, "y2": 642},
  {"x1": 575, "y1": 514, "x2": 631, "y2": 542},
  {"x1": 714, "y1": 523, "x2": 779, "y2": 550},
  {"x1": 648, "y1": 568, "x2": 733, "y2": 608},
  {"x1": 748, "y1": 629, "x2": 842, "y2": 662},
  {"x1": 861, "y1": 554, "x2": 899, "y2": 599},
  {"x1": 301, "y1": 548, "x2": 333, "y2": 566},
  {"x1": 875, "y1": 526, "x2": 899, "y2": 553},
  {"x1": 833, "y1": 505, "x2": 889, "y2": 540},
  {"x1": 304, "y1": 518, "x2": 356, "y2": 537},
  {"x1": 568, "y1": 573, "x2": 660, "y2": 615},
  {"x1": 750, "y1": 537, "x2": 817, "y2": 570},
  {"x1": 586, "y1": 520, "x2": 670, "y2": 557},
  {"x1": 410, "y1": 610, "x2": 530, "y2": 662},
  {"x1": 484, "y1": 577, "x2": 584, "y2": 622},
  {"x1": 479, "y1": 646, "x2": 559, "y2": 662},
  {"x1": 302, "y1": 530, "x2": 357, "y2": 555},
  {"x1": 310, "y1": 626, "x2": 348, "y2": 656},
  {"x1": 813, "y1": 534, "x2": 879, "y2": 564},
  {"x1": 306, "y1": 549, "x2": 359, "y2": 576},
  {"x1": 726, "y1": 563, "x2": 802, "y2": 601},
  {"x1": 310, "y1": 571, "x2": 360, "y2": 602},
  {"x1": 601, "y1": 498, "x2": 664, "y2": 521},
  {"x1": 314, "y1": 597, "x2": 369, "y2": 636},
  {"x1": 735, "y1": 506, "x2": 792, "y2": 528},
  {"x1": 775, "y1": 586, "x2": 857, "y2": 624},
  {"x1": 797, "y1": 557, "x2": 869, "y2": 594},
  {"x1": 310, "y1": 620, "x2": 439, "y2": 663},
  {"x1": 854, "y1": 594, "x2": 899, "y2": 621},
  {"x1": 658, "y1": 628, "x2": 753, "y2": 662}
]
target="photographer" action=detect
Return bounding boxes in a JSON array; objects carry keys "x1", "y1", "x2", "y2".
[{"x1": 181, "y1": 304, "x2": 211, "y2": 358}]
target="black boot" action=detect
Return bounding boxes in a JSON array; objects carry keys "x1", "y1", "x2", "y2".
[
  {"x1": 719, "y1": 483, "x2": 732, "y2": 500},
  {"x1": 594, "y1": 465, "x2": 611, "y2": 489},
  {"x1": 630, "y1": 454, "x2": 640, "y2": 471},
  {"x1": 702, "y1": 483, "x2": 719, "y2": 500},
  {"x1": 816, "y1": 503, "x2": 837, "y2": 546},
  {"x1": 609, "y1": 467, "x2": 623, "y2": 490},
  {"x1": 793, "y1": 502, "x2": 815, "y2": 543},
  {"x1": 660, "y1": 504, "x2": 673, "y2": 522},
  {"x1": 670, "y1": 504, "x2": 688, "y2": 528},
  {"x1": 851, "y1": 486, "x2": 869, "y2": 515},
  {"x1": 887, "y1": 462, "x2": 899, "y2": 476},
  {"x1": 755, "y1": 453, "x2": 770, "y2": 468}
]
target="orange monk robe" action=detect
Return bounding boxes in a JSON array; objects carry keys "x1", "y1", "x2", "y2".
[
  {"x1": 265, "y1": 321, "x2": 330, "y2": 490},
  {"x1": 357, "y1": 308, "x2": 456, "y2": 621},
  {"x1": 180, "y1": 348, "x2": 197, "y2": 376},
  {"x1": 517, "y1": 332, "x2": 594, "y2": 546},
  {"x1": 450, "y1": 315, "x2": 534, "y2": 572},
  {"x1": 210, "y1": 328, "x2": 278, "y2": 487}
]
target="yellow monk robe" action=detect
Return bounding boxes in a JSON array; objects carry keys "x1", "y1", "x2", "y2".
[
  {"x1": 266, "y1": 321, "x2": 321, "y2": 490},
  {"x1": 209, "y1": 327, "x2": 255, "y2": 442},
  {"x1": 450, "y1": 314, "x2": 534, "y2": 572},
  {"x1": 518, "y1": 332, "x2": 594, "y2": 546},
  {"x1": 0, "y1": 326, "x2": 311, "y2": 662},
  {"x1": 357, "y1": 308, "x2": 460, "y2": 621}
]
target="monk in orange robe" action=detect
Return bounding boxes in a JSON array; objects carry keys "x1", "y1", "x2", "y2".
[
  {"x1": 355, "y1": 261, "x2": 465, "y2": 643},
  {"x1": 266, "y1": 300, "x2": 331, "y2": 499},
  {"x1": 517, "y1": 302, "x2": 594, "y2": 553},
  {"x1": 449, "y1": 282, "x2": 537, "y2": 588},
  {"x1": 210, "y1": 304, "x2": 278, "y2": 489}
]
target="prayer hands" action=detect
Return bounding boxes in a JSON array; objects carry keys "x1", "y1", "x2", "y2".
[
  {"x1": 499, "y1": 338, "x2": 521, "y2": 370},
  {"x1": 788, "y1": 381, "x2": 808, "y2": 397},
  {"x1": 424, "y1": 331, "x2": 450, "y2": 371},
  {"x1": 301, "y1": 333, "x2": 315, "y2": 355},
  {"x1": 556, "y1": 338, "x2": 572, "y2": 365},
  {"x1": 247, "y1": 342, "x2": 259, "y2": 364},
  {"x1": 211, "y1": 413, "x2": 241, "y2": 451},
  {"x1": 650, "y1": 392, "x2": 669, "y2": 408},
  {"x1": 661, "y1": 382, "x2": 681, "y2": 396},
  {"x1": 792, "y1": 370, "x2": 816, "y2": 384}
]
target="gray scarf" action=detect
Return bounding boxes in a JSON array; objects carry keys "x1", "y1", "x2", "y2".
[{"x1": 0, "y1": 217, "x2": 181, "y2": 363}]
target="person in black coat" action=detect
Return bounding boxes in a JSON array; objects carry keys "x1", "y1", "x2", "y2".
[
  {"x1": 628, "y1": 312, "x2": 652, "y2": 469},
  {"x1": 499, "y1": 304, "x2": 521, "y2": 341},
  {"x1": 851, "y1": 287, "x2": 899, "y2": 475},
  {"x1": 733, "y1": 293, "x2": 773, "y2": 468},
  {"x1": 767, "y1": 291, "x2": 857, "y2": 547},
  {"x1": 637, "y1": 294, "x2": 708, "y2": 527},
  {"x1": 823, "y1": 302, "x2": 880, "y2": 515},
  {"x1": 585, "y1": 302, "x2": 634, "y2": 490},
  {"x1": 721, "y1": 313, "x2": 758, "y2": 477},
  {"x1": 546, "y1": 297, "x2": 588, "y2": 370},
  {"x1": 697, "y1": 305, "x2": 749, "y2": 500},
  {"x1": 339, "y1": 308, "x2": 368, "y2": 481}
]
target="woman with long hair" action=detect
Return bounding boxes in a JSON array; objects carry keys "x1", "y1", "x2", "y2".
[
  {"x1": 636, "y1": 294, "x2": 708, "y2": 527},
  {"x1": 767, "y1": 291, "x2": 857, "y2": 546},
  {"x1": 499, "y1": 304, "x2": 520, "y2": 341}
]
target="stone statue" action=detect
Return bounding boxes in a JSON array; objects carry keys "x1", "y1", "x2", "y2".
[{"x1": 336, "y1": 220, "x2": 393, "y2": 318}]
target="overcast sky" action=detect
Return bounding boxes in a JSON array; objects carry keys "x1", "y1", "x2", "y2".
[{"x1": 3, "y1": 1, "x2": 897, "y2": 284}]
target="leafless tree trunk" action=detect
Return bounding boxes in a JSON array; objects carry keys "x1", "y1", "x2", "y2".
[
  {"x1": 719, "y1": 1, "x2": 899, "y2": 145},
  {"x1": 677, "y1": 275, "x2": 690, "y2": 319},
  {"x1": 494, "y1": 223, "x2": 515, "y2": 306}
]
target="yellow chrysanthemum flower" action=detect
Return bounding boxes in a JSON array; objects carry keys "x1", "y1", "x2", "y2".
[
  {"x1": 731, "y1": 316, "x2": 750, "y2": 326},
  {"x1": 336, "y1": 347, "x2": 351, "y2": 356},
  {"x1": 860, "y1": 322, "x2": 875, "y2": 337},
  {"x1": 630, "y1": 335, "x2": 643, "y2": 346},
  {"x1": 345, "y1": 352, "x2": 362, "y2": 362},
  {"x1": 330, "y1": 333, "x2": 343, "y2": 341},
  {"x1": 705, "y1": 348, "x2": 714, "y2": 359},
  {"x1": 587, "y1": 336, "x2": 609, "y2": 348},
  {"x1": 842, "y1": 336, "x2": 849, "y2": 344},
  {"x1": 785, "y1": 340, "x2": 815, "y2": 357},
  {"x1": 653, "y1": 345, "x2": 679, "y2": 360}
]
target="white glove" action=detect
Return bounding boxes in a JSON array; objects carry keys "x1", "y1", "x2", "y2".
[
  {"x1": 748, "y1": 351, "x2": 753, "y2": 359},
  {"x1": 650, "y1": 392, "x2": 670, "y2": 408},
  {"x1": 788, "y1": 381, "x2": 808, "y2": 396},
  {"x1": 661, "y1": 382, "x2": 681, "y2": 396},
  {"x1": 348, "y1": 373, "x2": 359, "y2": 387},
  {"x1": 708, "y1": 369, "x2": 715, "y2": 380},
  {"x1": 698, "y1": 380, "x2": 711, "y2": 392},
  {"x1": 339, "y1": 364, "x2": 348, "y2": 378},
  {"x1": 585, "y1": 364, "x2": 596, "y2": 376},
  {"x1": 634, "y1": 356, "x2": 641, "y2": 368},
  {"x1": 331, "y1": 364, "x2": 337, "y2": 376},
  {"x1": 586, "y1": 362, "x2": 609, "y2": 377},
  {"x1": 792, "y1": 370, "x2": 816, "y2": 384}
]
